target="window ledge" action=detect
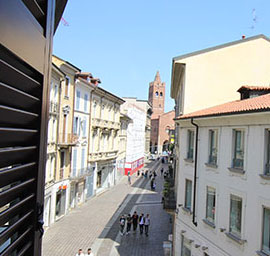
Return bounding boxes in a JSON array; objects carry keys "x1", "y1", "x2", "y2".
[
  {"x1": 256, "y1": 250, "x2": 270, "y2": 256},
  {"x1": 184, "y1": 158, "x2": 194, "y2": 163},
  {"x1": 205, "y1": 163, "x2": 218, "y2": 169},
  {"x1": 228, "y1": 167, "x2": 245, "y2": 174},
  {"x1": 182, "y1": 207, "x2": 192, "y2": 214},
  {"x1": 260, "y1": 174, "x2": 270, "y2": 180},
  {"x1": 225, "y1": 232, "x2": 246, "y2": 245},
  {"x1": 202, "y1": 218, "x2": 215, "y2": 228}
]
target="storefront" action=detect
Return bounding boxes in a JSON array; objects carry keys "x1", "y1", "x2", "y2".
[{"x1": 55, "y1": 185, "x2": 67, "y2": 219}]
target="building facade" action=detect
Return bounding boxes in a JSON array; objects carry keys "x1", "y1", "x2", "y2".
[
  {"x1": 149, "y1": 71, "x2": 175, "y2": 154},
  {"x1": 135, "y1": 100, "x2": 152, "y2": 159},
  {"x1": 170, "y1": 35, "x2": 270, "y2": 254},
  {"x1": 52, "y1": 55, "x2": 80, "y2": 215},
  {"x1": 70, "y1": 75, "x2": 94, "y2": 207},
  {"x1": 88, "y1": 86, "x2": 124, "y2": 194},
  {"x1": 174, "y1": 90, "x2": 270, "y2": 256},
  {"x1": 44, "y1": 64, "x2": 65, "y2": 228},
  {"x1": 121, "y1": 98, "x2": 148, "y2": 175},
  {"x1": 117, "y1": 113, "x2": 132, "y2": 182}
]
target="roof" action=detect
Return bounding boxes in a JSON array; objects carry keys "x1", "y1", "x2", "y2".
[
  {"x1": 237, "y1": 85, "x2": 270, "y2": 92},
  {"x1": 173, "y1": 34, "x2": 270, "y2": 61},
  {"x1": 176, "y1": 93, "x2": 270, "y2": 120}
]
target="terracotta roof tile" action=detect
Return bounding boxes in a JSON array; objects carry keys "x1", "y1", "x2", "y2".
[
  {"x1": 237, "y1": 85, "x2": 270, "y2": 92},
  {"x1": 176, "y1": 93, "x2": 270, "y2": 120}
]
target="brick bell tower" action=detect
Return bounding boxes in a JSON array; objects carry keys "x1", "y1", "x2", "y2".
[{"x1": 148, "y1": 71, "x2": 165, "y2": 119}]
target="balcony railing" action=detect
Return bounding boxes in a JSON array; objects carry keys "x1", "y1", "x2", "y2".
[
  {"x1": 70, "y1": 167, "x2": 89, "y2": 179},
  {"x1": 92, "y1": 118, "x2": 120, "y2": 130},
  {"x1": 49, "y1": 101, "x2": 59, "y2": 114},
  {"x1": 89, "y1": 150, "x2": 118, "y2": 161},
  {"x1": 58, "y1": 133, "x2": 79, "y2": 146}
]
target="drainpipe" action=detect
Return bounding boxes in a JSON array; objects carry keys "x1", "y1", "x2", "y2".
[{"x1": 191, "y1": 118, "x2": 198, "y2": 226}]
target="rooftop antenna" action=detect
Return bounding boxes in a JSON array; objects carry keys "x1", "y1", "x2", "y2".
[
  {"x1": 249, "y1": 8, "x2": 258, "y2": 30},
  {"x1": 60, "y1": 17, "x2": 69, "y2": 26}
]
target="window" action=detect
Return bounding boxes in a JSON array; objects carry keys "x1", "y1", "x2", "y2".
[
  {"x1": 76, "y1": 90, "x2": 80, "y2": 110},
  {"x1": 65, "y1": 76, "x2": 70, "y2": 97},
  {"x1": 187, "y1": 130, "x2": 194, "y2": 160},
  {"x1": 73, "y1": 117, "x2": 79, "y2": 135},
  {"x1": 232, "y1": 129, "x2": 244, "y2": 169},
  {"x1": 184, "y1": 180, "x2": 192, "y2": 210},
  {"x1": 265, "y1": 130, "x2": 270, "y2": 175},
  {"x1": 83, "y1": 118, "x2": 87, "y2": 137},
  {"x1": 72, "y1": 149, "x2": 77, "y2": 177},
  {"x1": 262, "y1": 207, "x2": 270, "y2": 254},
  {"x1": 229, "y1": 195, "x2": 242, "y2": 237},
  {"x1": 155, "y1": 91, "x2": 158, "y2": 97},
  {"x1": 92, "y1": 101, "x2": 97, "y2": 118},
  {"x1": 160, "y1": 92, "x2": 163, "y2": 97},
  {"x1": 206, "y1": 187, "x2": 216, "y2": 224},
  {"x1": 181, "y1": 236, "x2": 191, "y2": 256},
  {"x1": 209, "y1": 130, "x2": 218, "y2": 165},
  {"x1": 81, "y1": 148, "x2": 86, "y2": 173},
  {"x1": 84, "y1": 93, "x2": 88, "y2": 112},
  {"x1": 91, "y1": 134, "x2": 95, "y2": 153}
]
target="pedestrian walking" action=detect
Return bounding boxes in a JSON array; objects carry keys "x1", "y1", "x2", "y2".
[
  {"x1": 86, "y1": 248, "x2": 94, "y2": 256},
  {"x1": 139, "y1": 213, "x2": 144, "y2": 234},
  {"x1": 119, "y1": 215, "x2": 126, "y2": 235},
  {"x1": 150, "y1": 177, "x2": 154, "y2": 190},
  {"x1": 128, "y1": 174, "x2": 131, "y2": 185},
  {"x1": 132, "y1": 211, "x2": 139, "y2": 231},
  {"x1": 126, "y1": 214, "x2": 132, "y2": 235},
  {"x1": 161, "y1": 168, "x2": 164, "y2": 175},
  {"x1": 75, "y1": 249, "x2": 84, "y2": 256},
  {"x1": 144, "y1": 214, "x2": 150, "y2": 236}
]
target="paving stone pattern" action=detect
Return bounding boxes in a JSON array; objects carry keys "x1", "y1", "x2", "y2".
[{"x1": 42, "y1": 160, "x2": 172, "y2": 256}]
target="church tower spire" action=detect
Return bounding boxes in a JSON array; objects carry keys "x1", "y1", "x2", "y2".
[
  {"x1": 154, "y1": 71, "x2": 161, "y2": 83},
  {"x1": 148, "y1": 71, "x2": 165, "y2": 119}
]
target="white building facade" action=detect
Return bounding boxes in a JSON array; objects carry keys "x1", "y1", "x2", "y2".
[
  {"x1": 89, "y1": 87, "x2": 124, "y2": 194},
  {"x1": 121, "y1": 98, "x2": 146, "y2": 175},
  {"x1": 174, "y1": 92, "x2": 270, "y2": 256},
  {"x1": 70, "y1": 77, "x2": 94, "y2": 208}
]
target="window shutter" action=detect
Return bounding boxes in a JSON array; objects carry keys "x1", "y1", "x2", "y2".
[{"x1": 0, "y1": 0, "x2": 67, "y2": 255}]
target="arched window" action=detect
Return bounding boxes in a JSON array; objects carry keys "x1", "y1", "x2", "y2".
[
  {"x1": 160, "y1": 92, "x2": 163, "y2": 97},
  {"x1": 155, "y1": 91, "x2": 158, "y2": 97}
]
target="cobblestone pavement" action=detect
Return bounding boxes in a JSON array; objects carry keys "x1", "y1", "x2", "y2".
[{"x1": 42, "y1": 160, "x2": 172, "y2": 256}]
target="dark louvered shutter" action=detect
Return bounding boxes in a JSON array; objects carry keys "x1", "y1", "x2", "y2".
[{"x1": 0, "y1": 0, "x2": 63, "y2": 255}]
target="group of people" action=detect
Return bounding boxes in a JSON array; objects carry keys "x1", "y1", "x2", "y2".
[
  {"x1": 75, "y1": 248, "x2": 94, "y2": 256},
  {"x1": 119, "y1": 211, "x2": 151, "y2": 236}
]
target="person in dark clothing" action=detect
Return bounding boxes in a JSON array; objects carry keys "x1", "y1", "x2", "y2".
[
  {"x1": 139, "y1": 213, "x2": 145, "y2": 234},
  {"x1": 132, "y1": 211, "x2": 139, "y2": 231},
  {"x1": 161, "y1": 168, "x2": 164, "y2": 175},
  {"x1": 126, "y1": 214, "x2": 132, "y2": 235}
]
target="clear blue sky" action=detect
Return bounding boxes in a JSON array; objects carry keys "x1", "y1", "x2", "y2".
[{"x1": 53, "y1": 0, "x2": 270, "y2": 112}]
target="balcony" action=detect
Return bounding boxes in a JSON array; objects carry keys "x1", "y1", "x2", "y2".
[
  {"x1": 92, "y1": 118, "x2": 120, "y2": 130},
  {"x1": 89, "y1": 150, "x2": 118, "y2": 162},
  {"x1": 58, "y1": 133, "x2": 79, "y2": 147},
  {"x1": 70, "y1": 167, "x2": 89, "y2": 180},
  {"x1": 49, "y1": 101, "x2": 59, "y2": 114}
]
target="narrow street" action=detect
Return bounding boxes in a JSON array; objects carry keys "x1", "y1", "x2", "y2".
[{"x1": 42, "y1": 160, "x2": 172, "y2": 256}]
